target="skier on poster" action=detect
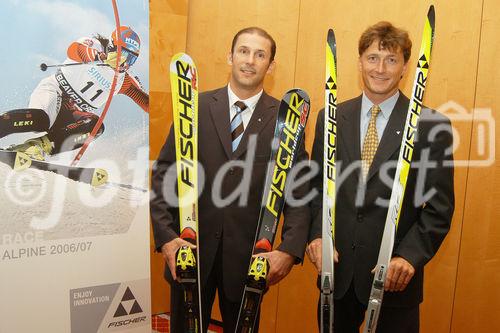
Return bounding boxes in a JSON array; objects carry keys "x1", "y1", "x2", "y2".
[{"x1": 0, "y1": 26, "x2": 149, "y2": 161}]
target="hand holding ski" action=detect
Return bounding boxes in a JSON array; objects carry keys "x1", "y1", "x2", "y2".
[
  {"x1": 383, "y1": 257, "x2": 415, "y2": 292},
  {"x1": 308, "y1": 239, "x2": 340, "y2": 274},
  {"x1": 161, "y1": 237, "x2": 197, "y2": 281},
  {"x1": 254, "y1": 250, "x2": 295, "y2": 286}
]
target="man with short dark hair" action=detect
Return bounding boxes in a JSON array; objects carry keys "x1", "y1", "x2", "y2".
[
  {"x1": 307, "y1": 21, "x2": 454, "y2": 332},
  {"x1": 151, "y1": 27, "x2": 310, "y2": 332}
]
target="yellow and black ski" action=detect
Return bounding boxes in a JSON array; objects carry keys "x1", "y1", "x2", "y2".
[
  {"x1": 170, "y1": 52, "x2": 202, "y2": 333},
  {"x1": 0, "y1": 150, "x2": 31, "y2": 171},
  {"x1": 235, "y1": 89, "x2": 310, "y2": 333},
  {"x1": 363, "y1": 6, "x2": 436, "y2": 333},
  {"x1": 321, "y1": 28, "x2": 337, "y2": 333}
]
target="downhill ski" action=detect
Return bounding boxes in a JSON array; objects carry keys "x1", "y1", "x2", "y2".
[
  {"x1": 363, "y1": 6, "x2": 436, "y2": 333},
  {"x1": 235, "y1": 89, "x2": 310, "y2": 333},
  {"x1": 321, "y1": 28, "x2": 337, "y2": 333},
  {"x1": 0, "y1": 149, "x2": 108, "y2": 186},
  {"x1": 170, "y1": 52, "x2": 202, "y2": 333},
  {"x1": 0, "y1": 150, "x2": 31, "y2": 171}
]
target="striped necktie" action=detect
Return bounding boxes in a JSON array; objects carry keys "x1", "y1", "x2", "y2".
[
  {"x1": 361, "y1": 104, "x2": 381, "y2": 179},
  {"x1": 231, "y1": 101, "x2": 247, "y2": 152}
]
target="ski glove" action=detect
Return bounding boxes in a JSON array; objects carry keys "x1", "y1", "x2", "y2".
[{"x1": 104, "y1": 51, "x2": 127, "y2": 69}]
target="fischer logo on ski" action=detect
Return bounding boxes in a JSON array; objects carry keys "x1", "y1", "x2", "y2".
[
  {"x1": 266, "y1": 92, "x2": 307, "y2": 218},
  {"x1": 235, "y1": 88, "x2": 310, "y2": 333},
  {"x1": 321, "y1": 28, "x2": 337, "y2": 333},
  {"x1": 170, "y1": 52, "x2": 202, "y2": 333},
  {"x1": 173, "y1": 57, "x2": 197, "y2": 190}
]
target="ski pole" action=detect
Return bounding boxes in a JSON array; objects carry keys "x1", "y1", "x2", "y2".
[{"x1": 39, "y1": 61, "x2": 107, "y2": 71}]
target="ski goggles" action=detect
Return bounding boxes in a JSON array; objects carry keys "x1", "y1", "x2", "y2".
[{"x1": 121, "y1": 47, "x2": 139, "y2": 67}]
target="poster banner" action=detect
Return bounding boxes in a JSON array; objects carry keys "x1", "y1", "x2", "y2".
[{"x1": 0, "y1": 1, "x2": 150, "y2": 332}]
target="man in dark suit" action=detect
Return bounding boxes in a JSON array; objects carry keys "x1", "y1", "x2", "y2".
[
  {"x1": 151, "y1": 27, "x2": 310, "y2": 332},
  {"x1": 307, "y1": 22, "x2": 454, "y2": 332}
]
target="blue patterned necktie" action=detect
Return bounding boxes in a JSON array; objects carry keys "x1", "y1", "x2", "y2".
[{"x1": 231, "y1": 101, "x2": 247, "y2": 152}]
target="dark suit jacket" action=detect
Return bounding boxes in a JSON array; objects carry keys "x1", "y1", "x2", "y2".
[
  {"x1": 310, "y1": 93, "x2": 454, "y2": 307},
  {"x1": 151, "y1": 86, "x2": 310, "y2": 302}
]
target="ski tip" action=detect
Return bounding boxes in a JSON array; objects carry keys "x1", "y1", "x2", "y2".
[
  {"x1": 327, "y1": 28, "x2": 335, "y2": 43},
  {"x1": 284, "y1": 88, "x2": 311, "y2": 104},
  {"x1": 170, "y1": 52, "x2": 195, "y2": 67},
  {"x1": 427, "y1": 5, "x2": 435, "y2": 28},
  {"x1": 327, "y1": 28, "x2": 337, "y2": 57},
  {"x1": 91, "y1": 168, "x2": 108, "y2": 187},
  {"x1": 14, "y1": 152, "x2": 32, "y2": 171},
  {"x1": 170, "y1": 52, "x2": 198, "y2": 90}
]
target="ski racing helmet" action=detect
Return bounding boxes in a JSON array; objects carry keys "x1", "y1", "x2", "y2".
[{"x1": 110, "y1": 26, "x2": 141, "y2": 68}]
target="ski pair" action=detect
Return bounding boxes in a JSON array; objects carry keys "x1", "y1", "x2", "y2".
[
  {"x1": 170, "y1": 53, "x2": 311, "y2": 333},
  {"x1": 0, "y1": 149, "x2": 108, "y2": 186}
]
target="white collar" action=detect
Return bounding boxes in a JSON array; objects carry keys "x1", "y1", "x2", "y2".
[
  {"x1": 227, "y1": 83, "x2": 263, "y2": 110},
  {"x1": 362, "y1": 91, "x2": 400, "y2": 119}
]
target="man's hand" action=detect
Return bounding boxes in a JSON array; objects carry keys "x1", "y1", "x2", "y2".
[
  {"x1": 372, "y1": 257, "x2": 415, "y2": 292},
  {"x1": 306, "y1": 238, "x2": 339, "y2": 273},
  {"x1": 97, "y1": 52, "x2": 107, "y2": 61},
  {"x1": 257, "y1": 250, "x2": 295, "y2": 286},
  {"x1": 104, "y1": 51, "x2": 127, "y2": 69},
  {"x1": 160, "y1": 238, "x2": 196, "y2": 281}
]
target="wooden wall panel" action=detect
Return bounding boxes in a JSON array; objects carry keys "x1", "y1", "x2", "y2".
[
  {"x1": 150, "y1": 0, "x2": 189, "y2": 315},
  {"x1": 186, "y1": 0, "x2": 300, "y2": 97},
  {"x1": 451, "y1": 0, "x2": 500, "y2": 331}
]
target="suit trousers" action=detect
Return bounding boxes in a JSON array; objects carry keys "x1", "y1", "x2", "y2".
[
  {"x1": 316, "y1": 276, "x2": 419, "y2": 333},
  {"x1": 170, "y1": 241, "x2": 261, "y2": 333}
]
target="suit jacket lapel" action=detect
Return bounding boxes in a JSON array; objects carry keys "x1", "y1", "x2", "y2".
[
  {"x1": 339, "y1": 95, "x2": 362, "y2": 166},
  {"x1": 233, "y1": 92, "x2": 275, "y2": 159},
  {"x1": 366, "y1": 93, "x2": 409, "y2": 181},
  {"x1": 208, "y1": 87, "x2": 232, "y2": 160}
]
